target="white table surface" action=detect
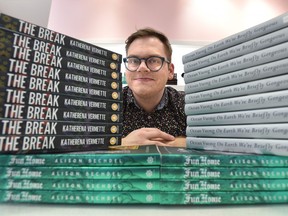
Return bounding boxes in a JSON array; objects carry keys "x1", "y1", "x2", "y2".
[{"x1": 2, "y1": 203, "x2": 288, "y2": 216}]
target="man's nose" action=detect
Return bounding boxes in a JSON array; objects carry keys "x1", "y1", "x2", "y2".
[{"x1": 137, "y1": 60, "x2": 149, "y2": 72}]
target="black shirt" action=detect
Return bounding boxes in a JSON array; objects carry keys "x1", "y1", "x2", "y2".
[{"x1": 122, "y1": 86, "x2": 187, "y2": 137}]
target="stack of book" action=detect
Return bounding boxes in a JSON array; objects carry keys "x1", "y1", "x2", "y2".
[
  {"x1": 179, "y1": 11, "x2": 288, "y2": 205},
  {"x1": 183, "y1": 11, "x2": 288, "y2": 156},
  {"x1": 1, "y1": 145, "x2": 288, "y2": 205},
  {"x1": 158, "y1": 146, "x2": 288, "y2": 205},
  {"x1": 0, "y1": 13, "x2": 123, "y2": 154},
  {"x1": 0, "y1": 145, "x2": 161, "y2": 204}
]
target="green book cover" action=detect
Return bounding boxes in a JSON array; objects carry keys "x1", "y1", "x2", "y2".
[
  {"x1": 0, "y1": 178, "x2": 159, "y2": 191},
  {"x1": 0, "y1": 166, "x2": 159, "y2": 180},
  {"x1": 161, "y1": 191, "x2": 288, "y2": 205},
  {"x1": 0, "y1": 145, "x2": 160, "y2": 167},
  {"x1": 161, "y1": 179, "x2": 288, "y2": 192},
  {"x1": 158, "y1": 146, "x2": 288, "y2": 167},
  {"x1": 0, "y1": 189, "x2": 159, "y2": 204},
  {"x1": 161, "y1": 167, "x2": 288, "y2": 179}
]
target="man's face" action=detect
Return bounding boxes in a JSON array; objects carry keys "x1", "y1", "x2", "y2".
[{"x1": 125, "y1": 37, "x2": 174, "y2": 98}]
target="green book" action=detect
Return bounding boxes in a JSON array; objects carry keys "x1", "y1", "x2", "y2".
[
  {"x1": 161, "y1": 167, "x2": 288, "y2": 179},
  {"x1": 0, "y1": 178, "x2": 159, "y2": 191},
  {"x1": 0, "y1": 189, "x2": 159, "y2": 204},
  {"x1": 161, "y1": 179, "x2": 288, "y2": 191},
  {"x1": 0, "y1": 166, "x2": 159, "y2": 180},
  {"x1": 158, "y1": 146, "x2": 288, "y2": 167},
  {"x1": 161, "y1": 191, "x2": 288, "y2": 205},
  {"x1": 0, "y1": 145, "x2": 160, "y2": 167}
]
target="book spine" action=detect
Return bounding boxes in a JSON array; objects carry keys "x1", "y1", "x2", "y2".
[
  {"x1": 1, "y1": 87, "x2": 122, "y2": 111},
  {"x1": 0, "y1": 44, "x2": 121, "y2": 72},
  {"x1": 1, "y1": 56, "x2": 121, "y2": 81},
  {"x1": 183, "y1": 27, "x2": 288, "y2": 71},
  {"x1": 183, "y1": 42, "x2": 288, "y2": 81},
  {"x1": 0, "y1": 150, "x2": 160, "y2": 167},
  {"x1": 185, "y1": 90, "x2": 288, "y2": 115},
  {"x1": 0, "y1": 134, "x2": 122, "y2": 154},
  {"x1": 0, "y1": 190, "x2": 159, "y2": 204},
  {"x1": 1, "y1": 85, "x2": 122, "y2": 102},
  {"x1": 185, "y1": 73, "x2": 288, "y2": 103},
  {"x1": 186, "y1": 124, "x2": 288, "y2": 139},
  {"x1": 0, "y1": 14, "x2": 122, "y2": 62},
  {"x1": 161, "y1": 179, "x2": 288, "y2": 192},
  {"x1": 1, "y1": 104, "x2": 122, "y2": 123},
  {"x1": 161, "y1": 153, "x2": 288, "y2": 167},
  {"x1": 184, "y1": 58, "x2": 288, "y2": 91},
  {"x1": 0, "y1": 166, "x2": 160, "y2": 179},
  {"x1": 161, "y1": 166, "x2": 288, "y2": 179},
  {"x1": 186, "y1": 107, "x2": 288, "y2": 126},
  {"x1": 0, "y1": 178, "x2": 159, "y2": 191},
  {"x1": 0, "y1": 71, "x2": 122, "y2": 93},
  {"x1": 161, "y1": 191, "x2": 288, "y2": 205},
  {"x1": 182, "y1": 12, "x2": 288, "y2": 63},
  {"x1": 186, "y1": 137, "x2": 288, "y2": 156},
  {"x1": 0, "y1": 119, "x2": 122, "y2": 135}
]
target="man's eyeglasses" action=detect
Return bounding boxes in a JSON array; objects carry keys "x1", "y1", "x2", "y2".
[{"x1": 123, "y1": 56, "x2": 170, "y2": 72}]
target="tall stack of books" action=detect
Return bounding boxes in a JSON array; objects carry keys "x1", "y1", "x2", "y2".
[
  {"x1": 179, "y1": 11, "x2": 288, "y2": 205},
  {"x1": 0, "y1": 13, "x2": 123, "y2": 154},
  {"x1": 183, "y1": 11, "x2": 288, "y2": 156},
  {"x1": 0, "y1": 146, "x2": 161, "y2": 204}
]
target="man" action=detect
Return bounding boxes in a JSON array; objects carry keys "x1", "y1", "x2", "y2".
[{"x1": 121, "y1": 28, "x2": 186, "y2": 147}]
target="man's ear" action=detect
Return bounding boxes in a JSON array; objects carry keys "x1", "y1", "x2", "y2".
[{"x1": 168, "y1": 63, "x2": 175, "y2": 80}]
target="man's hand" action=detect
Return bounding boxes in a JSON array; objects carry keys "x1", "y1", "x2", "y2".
[{"x1": 121, "y1": 128, "x2": 175, "y2": 146}]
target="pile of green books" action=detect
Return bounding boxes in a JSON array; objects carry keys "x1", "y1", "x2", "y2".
[
  {"x1": 1, "y1": 145, "x2": 288, "y2": 205},
  {"x1": 0, "y1": 146, "x2": 161, "y2": 204}
]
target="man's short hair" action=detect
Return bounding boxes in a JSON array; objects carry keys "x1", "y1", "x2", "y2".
[{"x1": 125, "y1": 27, "x2": 172, "y2": 61}]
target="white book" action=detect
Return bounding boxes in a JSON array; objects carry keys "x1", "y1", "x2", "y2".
[
  {"x1": 187, "y1": 107, "x2": 288, "y2": 126},
  {"x1": 186, "y1": 136, "x2": 288, "y2": 156},
  {"x1": 185, "y1": 73, "x2": 288, "y2": 103},
  {"x1": 186, "y1": 124, "x2": 288, "y2": 139},
  {"x1": 185, "y1": 90, "x2": 288, "y2": 115}
]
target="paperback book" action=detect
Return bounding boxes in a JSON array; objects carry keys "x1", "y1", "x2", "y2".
[
  {"x1": 161, "y1": 190, "x2": 288, "y2": 205},
  {"x1": 0, "y1": 145, "x2": 160, "y2": 167},
  {"x1": 0, "y1": 190, "x2": 159, "y2": 204},
  {"x1": 184, "y1": 58, "x2": 288, "y2": 93},
  {"x1": 185, "y1": 90, "x2": 288, "y2": 115},
  {"x1": 0, "y1": 166, "x2": 160, "y2": 179},
  {"x1": 186, "y1": 107, "x2": 288, "y2": 126},
  {"x1": 183, "y1": 42, "x2": 288, "y2": 81},
  {"x1": 161, "y1": 178, "x2": 288, "y2": 192},
  {"x1": 185, "y1": 73, "x2": 288, "y2": 103},
  {"x1": 0, "y1": 87, "x2": 122, "y2": 111},
  {"x1": 157, "y1": 146, "x2": 288, "y2": 167},
  {"x1": 186, "y1": 124, "x2": 288, "y2": 139},
  {"x1": 186, "y1": 136, "x2": 288, "y2": 156},
  {"x1": 0, "y1": 56, "x2": 122, "y2": 81},
  {"x1": 0, "y1": 119, "x2": 122, "y2": 136},
  {"x1": 161, "y1": 166, "x2": 288, "y2": 179},
  {"x1": 0, "y1": 134, "x2": 122, "y2": 154},
  {"x1": 0, "y1": 178, "x2": 159, "y2": 191}
]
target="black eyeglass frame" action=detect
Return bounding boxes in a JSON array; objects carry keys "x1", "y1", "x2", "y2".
[{"x1": 123, "y1": 56, "x2": 170, "y2": 72}]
